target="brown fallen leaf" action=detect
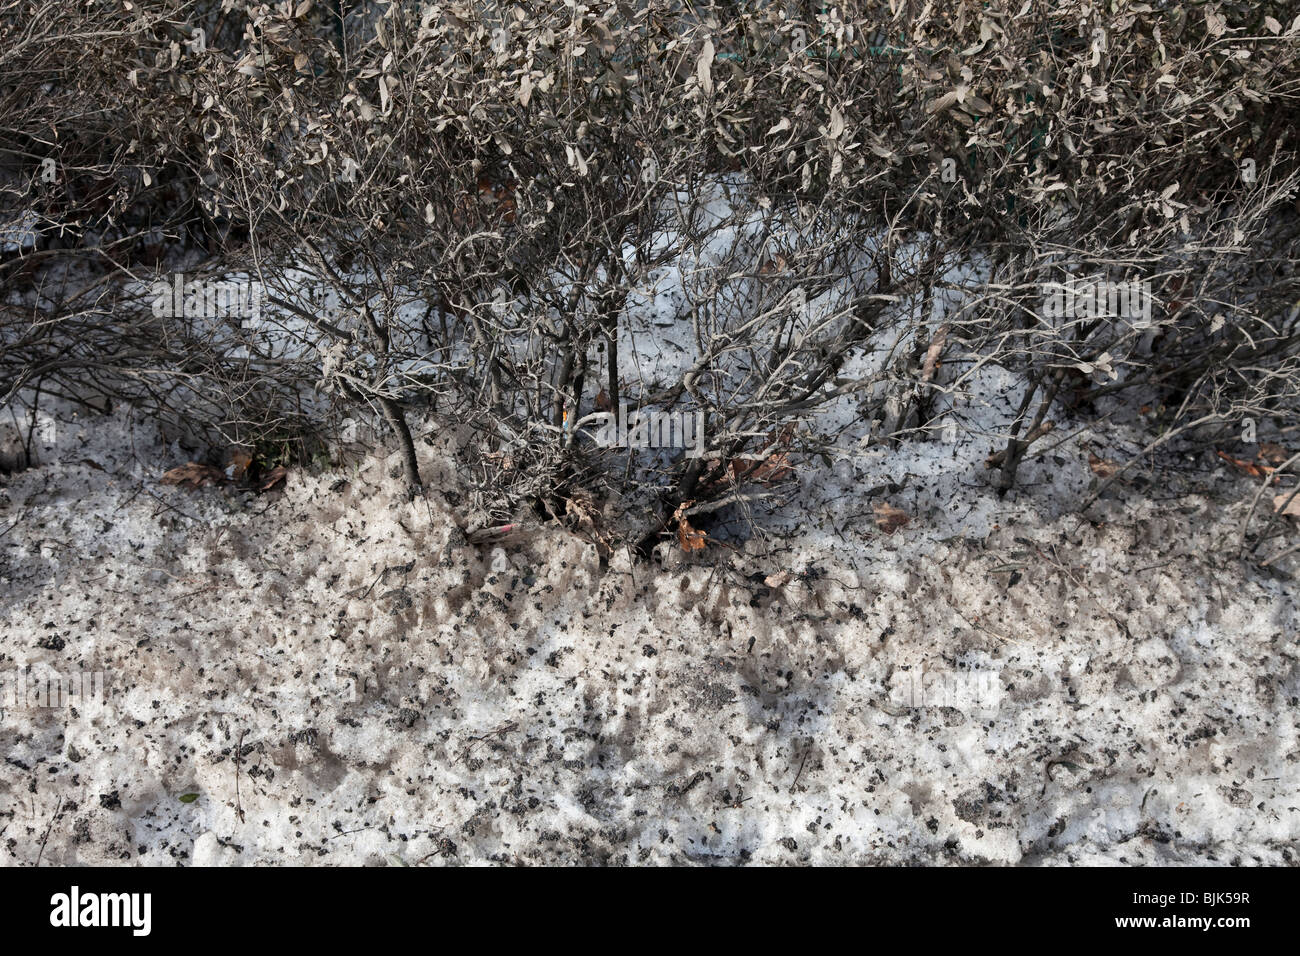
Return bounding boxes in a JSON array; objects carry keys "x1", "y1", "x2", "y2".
[
  {"x1": 873, "y1": 502, "x2": 910, "y2": 535},
  {"x1": 226, "y1": 446, "x2": 254, "y2": 480},
  {"x1": 260, "y1": 465, "x2": 288, "y2": 491},
  {"x1": 764, "y1": 570, "x2": 792, "y2": 588},
  {"x1": 161, "y1": 462, "x2": 227, "y2": 489},
  {"x1": 1088, "y1": 453, "x2": 1120, "y2": 479},
  {"x1": 1273, "y1": 492, "x2": 1300, "y2": 517},
  {"x1": 672, "y1": 500, "x2": 707, "y2": 552},
  {"x1": 1259, "y1": 442, "x2": 1290, "y2": 466},
  {"x1": 1216, "y1": 450, "x2": 1273, "y2": 480},
  {"x1": 743, "y1": 450, "x2": 794, "y2": 484},
  {"x1": 719, "y1": 424, "x2": 796, "y2": 487}
]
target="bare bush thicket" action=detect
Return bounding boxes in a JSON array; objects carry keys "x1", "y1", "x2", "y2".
[{"x1": 2, "y1": 1, "x2": 1298, "y2": 553}]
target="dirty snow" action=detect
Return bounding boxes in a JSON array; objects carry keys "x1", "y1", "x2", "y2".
[{"x1": 2, "y1": 387, "x2": 1298, "y2": 866}]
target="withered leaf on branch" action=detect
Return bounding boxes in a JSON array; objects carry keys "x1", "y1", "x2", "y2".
[
  {"x1": 736, "y1": 449, "x2": 794, "y2": 485},
  {"x1": 718, "y1": 424, "x2": 797, "y2": 488},
  {"x1": 696, "y1": 37, "x2": 714, "y2": 95},
  {"x1": 921, "y1": 323, "x2": 949, "y2": 384}
]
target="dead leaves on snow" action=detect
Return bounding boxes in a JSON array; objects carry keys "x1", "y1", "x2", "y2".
[
  {"x1": 1087, "y1": 453, "x2": 1121, "y2": 479},
  {"x1": 672, "y1": 500, "x2": 707, "y2": 552},
  {"x1": 160, "y1": 462, "x2": 227, "y2": 489},
  {"x1": 160, "y1": 447, "x2": 289, "y2": 493},
  {"x1": 873, "y1": 502, "x2": 910, "y2": 535}
]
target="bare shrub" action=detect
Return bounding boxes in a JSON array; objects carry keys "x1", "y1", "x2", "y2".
[{"x1": 2, "y1": 0, "x2": 1298, "y2": 554}]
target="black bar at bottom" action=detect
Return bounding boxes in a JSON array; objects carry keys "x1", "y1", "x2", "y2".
[{"x1": 0, "y1": 865, "x2": 1278, "y2": 943}]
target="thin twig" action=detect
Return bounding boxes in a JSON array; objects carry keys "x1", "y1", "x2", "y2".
[
  {"x1": 234, "y1": 730, "x2": 247, "y2": 824},
  {"x1": 34, "y1": 798, "x2": 64, "y2": 867}
]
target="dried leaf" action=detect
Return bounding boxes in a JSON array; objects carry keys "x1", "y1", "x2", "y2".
[
  {"x1": 744, "y1": 451, "x2": 794, "y2": 484},
  {"x1": 1217, "y1": 450, "x2": 1271, "y2": 479},
  {"x1": 827, "y1": 106, "x2": 844, "y2": 140},
  {"x1": 673, "y1": 500, "x2": 707, "y2": 552},
  {"x1": 764, "y1": 570, "x2": 792, "y2": 588},
  {"x1": 696, "y1": 37, "x2": 714, "y2": 95},
  {"x1": 1088, "y1": 453, "x2": 1120, "y2": 479},
  {"x1": 1258, "y1": 442, "x2": 1290, "y2": 466},
  {"x1": 1272, "y1": 492, "x2": 1300, "y2": 517},
  {"x1": 927, "y1": 91, "x2": 959, "y2": 114},
  {"x1": 873, "y1": 502, "x2": 910, "y2": 535},
  {"x1": 565, "y1": 490, "x2": 598, "y2": 529},
  {"x1": 723, "y1": 424, "x2": 796, "y2": 485},
  {"x1": 921, "y1": 323, "x2": 949, "y2": 383},
  {"x1": 260, "y1": 465, "x2": 288, "y2": 491},
  {"x1": 161, "y1": 462, "x2": 226, "y2": 488},
  {"x1": 226, "y1": 447, "x2": 254, "y2": 480}
]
